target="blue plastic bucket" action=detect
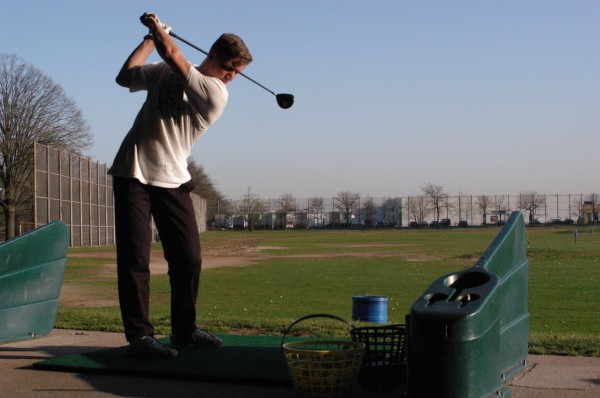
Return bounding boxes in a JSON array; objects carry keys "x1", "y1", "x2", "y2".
[{"x1": 352, "y1": 296, "x2": 388, "y2": 323}]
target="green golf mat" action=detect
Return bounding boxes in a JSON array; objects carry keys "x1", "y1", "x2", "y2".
[{"x1": 33, "y1": 334, "x2": 308, "y2": 386}]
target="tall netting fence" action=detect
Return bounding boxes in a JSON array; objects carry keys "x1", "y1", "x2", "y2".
[
  {"x1": 32, "y1": 143, "x2": 207, "y2": 246},
  {"x1": 34, "y1": 143, "x2": 114, "y2": 247}
]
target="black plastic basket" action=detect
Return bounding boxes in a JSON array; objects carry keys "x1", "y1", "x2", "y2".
[{"x1": 350, "y1": 324, "x2": 407, "y2": 391}]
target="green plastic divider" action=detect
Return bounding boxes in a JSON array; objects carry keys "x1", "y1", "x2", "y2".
[
  {"x1": 0, "y1": 221, "x2": 69, "y2": 343},
  {"x1": 408, "y1": 211, "x2": 529, "y2": 398}
]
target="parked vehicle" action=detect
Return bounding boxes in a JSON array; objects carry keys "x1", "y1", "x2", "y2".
[
  {"x1": 458, "y1": 220, "x2": 469, "y2": 227},
  {"x1": 440, "y1": 218, "x2": 451, "y2": 227}
]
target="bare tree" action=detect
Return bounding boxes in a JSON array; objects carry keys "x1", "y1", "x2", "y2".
[
  {"x1": 421, "y1": 183, "x2": 448, "y2": 225},
  {"x1": 276, "y1": 193, "x2": 296, "y2": 229},
  {"x1": 442, "y1": 194, "x2": 454, "y2": 222},
  {"x1": 0, "y1": 54, "x2": 92, "y2": 238},
  {"x1": 408, "y1": 195, "x2": 429, "y2": 224},
  {"x1": 518, "y1": 191, "x2": 546, "y2": 226},
  {"x1": 335, "y1": 190, "x2": 360, "y2": 225},
  {"x1": 381, "y1": 197, "x2": 401, "y2": 227},
  {"x1": 187, "y1": 158, "x2": 227, "y2": 227},
  {"x1": 476, "y1": 195, "x2": 492, "y2": 227},
  {"x1": 571, "y1": 196, "x2": 583, "y2": 224},
  {"x1": 237, "y1": 187, "x2": 265, "y2": 231},
  {"x1": 492, "y1": 195, "x2": 508, "y2": 224},
  {"x1": 362, "y1": 196, "x2": 376, "y2": 227},
  {"x1": 309, "y1": 197, "x2": 324, "y2": 228},
  {"x1": 457, "y1": 192, "x2": 473, "y2": 224}
]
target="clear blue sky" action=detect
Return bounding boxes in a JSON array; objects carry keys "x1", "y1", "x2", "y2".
[{"x1": 3, "y1": 1, "x2": 599, "y2": 199}]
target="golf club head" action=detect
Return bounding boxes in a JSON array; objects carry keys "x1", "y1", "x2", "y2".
[{"x1": 276, "y1": 94, "x2": 294, "y2": 109}]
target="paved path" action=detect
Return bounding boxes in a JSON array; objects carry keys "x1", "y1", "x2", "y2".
[{"x1": 1, "y1": 329, "x2": 598, "y2": 397}]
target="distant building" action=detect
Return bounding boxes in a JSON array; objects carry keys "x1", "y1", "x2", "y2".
[{"x1": 581, "y1": 201, "x2": 599, "y2": 224}]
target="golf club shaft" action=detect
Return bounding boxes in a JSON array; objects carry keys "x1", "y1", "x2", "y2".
[{"x1": 169, "y1": 31, "x2": 277, "y2": 97}]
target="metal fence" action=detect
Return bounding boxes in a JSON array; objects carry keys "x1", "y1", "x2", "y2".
[
  {"x1": 34, "y1": 143, "x2": 114, "y2": 247},
  {"x1": 33, "y1": 143, "x2": 207, "y2": 246},
  {"x1": 216, "y1": 193, "x2": 598, "y2": 229}
]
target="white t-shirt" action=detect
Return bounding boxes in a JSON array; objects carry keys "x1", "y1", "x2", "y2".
[{"x1": 109, "y1": 63, "x2": 228, "y2": 188}]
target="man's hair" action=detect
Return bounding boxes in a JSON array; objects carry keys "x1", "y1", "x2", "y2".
[{"x1": 210, "y1": 33, "x2": 253, "y2": 65}]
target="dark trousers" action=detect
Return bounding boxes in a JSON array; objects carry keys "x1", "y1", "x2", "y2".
[{"x1": 113, "y1": 177, "x2": 201, "y2": 341}]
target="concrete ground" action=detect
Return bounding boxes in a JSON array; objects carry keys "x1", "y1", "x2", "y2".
[{"x1": 1, "y1": 329, "x2": 598, "y2": 398}]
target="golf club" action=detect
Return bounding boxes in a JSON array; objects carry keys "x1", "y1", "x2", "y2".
[{"x1": 169, "y1": 31, "x2": 294, "y2": 109}]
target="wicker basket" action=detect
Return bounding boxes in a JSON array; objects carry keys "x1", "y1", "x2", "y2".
[
  {"x1": 283, "y1": 340, "x2": 365, "y2": 398},
  {"x1": 282, "y1": 314, "x2": 365, "y2": 398}
]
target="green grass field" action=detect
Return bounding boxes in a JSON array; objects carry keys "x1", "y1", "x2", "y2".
[{"x1": 58, "y1": 225, "x2": 600, "y2": 356}]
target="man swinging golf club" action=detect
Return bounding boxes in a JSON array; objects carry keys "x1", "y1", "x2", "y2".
[{"x1": 109, "y1": 12, "x2": 252, "y2": 359}]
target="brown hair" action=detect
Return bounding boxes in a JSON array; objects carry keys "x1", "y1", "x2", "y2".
[{"x1": 210, "y1": 33, "x2": 253, "y2": 65}]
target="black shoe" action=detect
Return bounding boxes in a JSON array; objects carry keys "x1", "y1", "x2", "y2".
[
  {"x1": 171, "y1": 328, "x2": 223, "y2": 348},
  {"x1": 128, "y1": 336, "x2": 178, "y2": 359}
]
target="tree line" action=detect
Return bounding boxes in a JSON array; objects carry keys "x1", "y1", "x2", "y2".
[{"x1": 206, "y1": 183, "x2": 599, "y2": 230}]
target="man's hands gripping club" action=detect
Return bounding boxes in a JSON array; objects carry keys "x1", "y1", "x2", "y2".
[
  {"x1": 140, "y1": 13, "x2": 172, "y2": 35},
  {"x1": 139, "y1": 12, "x2": 191, "y2": 79}
]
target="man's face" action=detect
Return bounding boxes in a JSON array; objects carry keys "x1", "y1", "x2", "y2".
[{"x1": 206, "y1": 55, "x2": 247, "y2": 84}]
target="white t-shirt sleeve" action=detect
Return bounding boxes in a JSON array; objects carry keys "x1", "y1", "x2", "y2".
[
  {"x1": 185, "y1": 67, "x2": 228, "y2": 126},
  {"x1": 127, "y1": 63, "x2": 163, "y2": 92}
]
